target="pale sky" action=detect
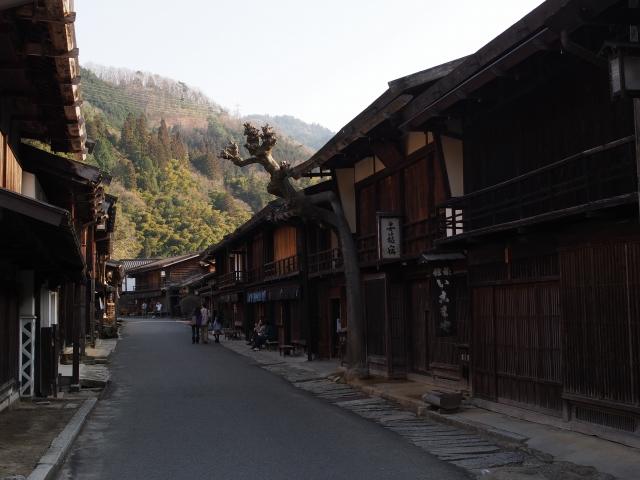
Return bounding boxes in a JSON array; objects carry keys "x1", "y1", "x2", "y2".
[{"x1": 75, "y1": 0, "x2": 544, "y2": 131}]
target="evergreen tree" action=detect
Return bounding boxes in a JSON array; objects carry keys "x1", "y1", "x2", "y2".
[
  {"x1": 93, "y1": 139, "x2": 117, "y2": 172},
  {"x1": 170, "y1": 129, "x2": 188, "y2": 162}
]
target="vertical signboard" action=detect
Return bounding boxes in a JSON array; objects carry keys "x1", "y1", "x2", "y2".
[{"x1": 378, "y1": 214, "x2": 402, "y2": 260}]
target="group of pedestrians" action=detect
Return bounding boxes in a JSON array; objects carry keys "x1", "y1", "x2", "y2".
[
  {"x1": 190, "y1": 303, "x2": 222, "y2": 344},
  {"x1": 140, "y1": 301, "x2": 163, "y2": 317}
]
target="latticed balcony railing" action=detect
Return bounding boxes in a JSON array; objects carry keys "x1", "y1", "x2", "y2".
[
  {"x1": 308, "y1": 248, "x2": 343, "y2": 276},
  {"x1": 217, "y1": 270, "x2": 246, "y2": 288},
  {"x1": 264, "y1": 255, "x2": 299, "y2": 280},
  {"x1": 439, "y1": 135, "x2": 637, "y2": 241}
]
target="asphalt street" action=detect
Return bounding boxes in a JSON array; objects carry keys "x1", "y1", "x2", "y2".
[{"x1": 57, "y1": 318, "x2": 469, "y2": 480}]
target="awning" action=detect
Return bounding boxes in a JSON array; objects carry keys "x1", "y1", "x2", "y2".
[{"x1": 0, "y1": 188, "x2": 84, "y2": 278}]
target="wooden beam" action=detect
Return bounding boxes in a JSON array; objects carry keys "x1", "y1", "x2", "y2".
[
  {"x1": 16, "y1": 11, "x2": 76, "y2": 24},
  {"x1": 291, "y1": 93, "x2": 412, "y2": 178},
  {"x1": 23, "y1": 44, "x2": 78, "y2": 58},
  {"x1": 370, "y1": 141, "x2": 404, "y2": 169}
]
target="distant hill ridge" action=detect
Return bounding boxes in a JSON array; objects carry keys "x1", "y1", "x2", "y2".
[
  {"x1": 83, "y1": 63, "x2": 334, "y2": 152},
  {"x1": 79, "y1": 63, "x2": 330, "y2": 259}
]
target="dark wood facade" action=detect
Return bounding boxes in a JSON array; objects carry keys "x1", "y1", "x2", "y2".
[
  {"x1": 125, "y1": 254, "x2": 206, "y2": 316},
  {"x1": 287, "y1": 0, "x2": 640, "y2": 445},
  {"x1": 402, "y1": 0, "x2": 640, "y2": 444},
  {"x1": 203, "y1": 209, "x2": 307, "y2": 348},
  {"x1": 0, "y1": 1, "x2": 115, "y2": 409}
]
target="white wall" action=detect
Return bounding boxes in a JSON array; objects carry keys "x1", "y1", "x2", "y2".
[
  {"x1": 441, "y1": 135, "x2": 464, "y2": 196},
  {"x1": 21, "y1": 172, "x2": 46, "y2": 201},
  {"x1": 354, "y1": 156, "x2": 385, "y2": 183},
  {"x1": 122, "y1": 276, "x2": 136, "y2": 292}
]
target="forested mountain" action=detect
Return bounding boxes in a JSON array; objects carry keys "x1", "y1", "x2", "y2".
[{"x1": 80, "y1": 65, "x2": 331, "y2": 259}]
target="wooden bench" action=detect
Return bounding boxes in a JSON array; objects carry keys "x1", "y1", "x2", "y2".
[
  {"x1": 265, "y1": 340, "x2": 278, "y2": 351},
  {"x1": 278, "y1": 344, "x2": 295, "y2": 356},
  {"x1": 291, "y1": 339, "x2": 307, "y2": 355}
]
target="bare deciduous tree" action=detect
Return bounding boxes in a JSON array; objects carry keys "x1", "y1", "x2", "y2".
[{"x1": 221, "y1": 123, "x2": 367, "y2": 377}]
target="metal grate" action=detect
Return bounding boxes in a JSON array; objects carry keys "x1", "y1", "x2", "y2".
[{"x1": 574, "y1": 406, "x2": 637, "y2": 432}]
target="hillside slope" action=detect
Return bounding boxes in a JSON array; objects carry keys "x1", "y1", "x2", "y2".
[{"x1": 81, "y1": 65, "x2": 331, "y2": 258}]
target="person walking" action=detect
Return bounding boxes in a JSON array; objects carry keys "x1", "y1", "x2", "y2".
[
  {"x1": 211, "y1": 311, "x2": 222, "y2": 343},
  {"x1": 199, "y1": 303, "x2": 210, "y2": 344},
  {"x1": 191, "y1": 307, "x2": 201, "y2": 344},
  {"x1": 141, "y1": 301, "x2": 148, "y2": 317}
]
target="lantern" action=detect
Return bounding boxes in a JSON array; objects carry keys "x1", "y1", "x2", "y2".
[{"x1": 609, "y1": 47, "x2": 640, "y2": 98}]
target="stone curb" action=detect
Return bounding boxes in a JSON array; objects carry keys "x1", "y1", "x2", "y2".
[
  {"x1": 221, "y1": 337, "x2": 529, "y2": 447},
  {"x1": 26, "y1": 397, "x2": 97, "y2": 480},
  {"x1": 220, "y1": 339, "x2": 527, "y2": 447},
  {"x1": 351, "y1": 382, "x2": 528, "y2": 447}
]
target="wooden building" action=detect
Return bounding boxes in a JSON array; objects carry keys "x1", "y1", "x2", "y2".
[
  {"x1": 124, "y1": 253, "x2": 207, "y2": 316},
  {"x1": 203, "y1": 201, "x2": 308, "y2": 348},
  {"x1": 0, "y1": 0, "x2": 116, "y2": 408},
  {"x1": 394, "y1": 0, "x2": 639, "y2": 445},
  {"x1": 293, "y1": 59, "x2": 471, "y2": 381}
]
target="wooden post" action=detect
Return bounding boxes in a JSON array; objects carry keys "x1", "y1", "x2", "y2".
[
  {"x1": 631, "y1": 3, "x2": 640, "y2": 219},
  {"x1": 634, "y1": 98, "x2": 640, "y2": 218},
  {"x1": 300, "y1": 222, "x2": 313, "y2": 361},
  {"x1": 71, "y1": 282, "x2": 80, "y2": 392}
]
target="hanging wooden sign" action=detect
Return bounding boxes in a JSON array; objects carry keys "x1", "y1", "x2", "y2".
[{"x1": 377, "y1": 213, "x2": 402, "y2": 260}]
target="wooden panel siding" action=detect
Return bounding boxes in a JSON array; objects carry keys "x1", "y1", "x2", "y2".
[
  {"x1": 2, "y1": 137, "x2": 22, "y2": 193},
  {"x1": 273, "y1": 226, "x2": 297, "y2": 261},
  {"x1": 472, "y1": 282, "x2": 562, "y2": 413},
  {"x1": 410, "y1": 281, "x2": 430, "y2": 373},
  {"x1": 561, "y1": 241, "x2": 640, "y2": 409},
  {"x1": 472, "y1": 286, "x2": 496, "y2": 400},
  {"x1": 404, "y1": 157, "x2": 429, "y2": 220},
  {"x1": 463, "y1": 60, "x2": 633, "y2": 194},
  {"x1": 167, "y1": 257, "x2": 202, "y2": 282},
  {"x1": 469, "y1": 243, "x2": 563, "y2": 413},
  {"x1": 389, "y1": 284, "x2": 406, "y2": 378},
  {"x1": 356, "y1": 146, "x2": 446, "y2": 261},
  {"x1": 378, "y1": 173, "x2": 401, "y2": 212},
  {"x1": 365, "y1": 278, "x2": 386, "y2": 357},
  {"x1": 357, "y1": 184, "x2": 377, "y2": 262},
  {"x1": 494, "y1": 283, "x2": 562, "y2": 412},
  {"x1": 251, "y1": 233, "x2": 264, "y2": 269}
]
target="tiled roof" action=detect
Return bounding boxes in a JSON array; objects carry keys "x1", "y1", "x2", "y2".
[
  {"x1": 120, "y1": 259, "x2": 159, "y2": 273},
  {"x1": 127, "y1": 253, "x2": 201, "y2": 274}
]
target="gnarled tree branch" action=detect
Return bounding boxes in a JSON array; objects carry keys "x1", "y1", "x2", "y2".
[{"x1": 219, "y1": 122, "x2": 368, "y2": 377}]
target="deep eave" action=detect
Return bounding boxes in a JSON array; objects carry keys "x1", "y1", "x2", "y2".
[
  {"x1": 0, "y1": 0, "x2": 86, "y2": 155},
  {"x1": 400, "y1": 0, "x2": 622, "y2": 129},
  {"x1": 0, "y1": 187, "x2": 85, "y2": 276},
  {"x1": 290, "y1": 58, "x2": 465, "y2": 178},
  {"x1": 19, "y1": 142, "x2": 110, "y2": 186}
]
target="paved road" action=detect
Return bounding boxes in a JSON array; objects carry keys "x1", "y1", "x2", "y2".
[{"x1": 57, "y1": 318, "x2": 469, "y2": 480}]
